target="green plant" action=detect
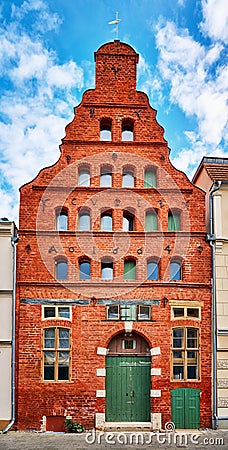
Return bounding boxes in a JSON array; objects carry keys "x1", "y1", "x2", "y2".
[{"x1": 65, "y1": 418, "x2": 85, "y2": 433}]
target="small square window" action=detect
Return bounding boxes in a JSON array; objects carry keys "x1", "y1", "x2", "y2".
[
  {"x1": 173, "y1": 308, "x2": 184, "y2": 318},
  {"x1": 43, "y1": 306, "x2": 71, "y2": 320},
  {"x1": 107, "y1": 305, "x2": 119, "y2": 320},
  {"x1": 122, "y1": 339, "x2": 136, "y2": 349},
  {"x1": 44, "y1": 307, "x2": 56, "y2": 318},
  {"x1": 187, "y1": 308, "x2": 199, "y2": 318},
  {"x1": 138, "y1": 305, "x2": 150, "y2": 320}
]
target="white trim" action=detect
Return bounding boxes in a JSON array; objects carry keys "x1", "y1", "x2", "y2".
[
  {"x1": 96, "y1": 390, "x2": 106, "y2": 398},
  {"x1": 150, "y1": 347, "x2": 161, "y2": 356},
  {"x1": 150, "y1": 389, "x2": 161, "y2": 397},
  {"x1": 97, "y1": 347, "x2": 108, "y2": 355},
  {"x1": 96, "y1": 368, "x2": 106, "y2": 376},
  {"x1": 151, "y1": 368, "x2": 161, "y2": 376}
]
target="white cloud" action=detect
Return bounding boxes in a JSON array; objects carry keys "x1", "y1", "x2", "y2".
[
  {"x1": 154, "y1": 17, "x2": 228, "y2": 175},
  {"x1": 0, "y1": 1, "x2": 84, "y2": 223},
  {"x1": 200, "y1": 0, "x2": 228, "y2": 43}
]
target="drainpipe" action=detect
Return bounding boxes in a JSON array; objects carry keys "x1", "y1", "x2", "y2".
[
  {"x1": 3, "y1": 229, "x2": 18, "y2": 434},
  {"x1": 207, "y1": 181, "x2": 222, "y2": 430}
]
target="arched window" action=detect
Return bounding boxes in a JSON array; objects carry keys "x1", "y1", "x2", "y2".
[
  {"x1": 123, "y1": 211, "x2": 134, "y2": 231},
  {"x1": 170, "y1": 260, "x2": 182, "y2": 281},
  {"x1": 144, "y1": 167, "x2": 156, "y2": 188},
  {"x1": 78, "y1": 166, "x2": 90, "y2": 186},
  {"x1": 101, "y1": 260, "x2": 113, "y2": 280},
  {"x1": 147, "y1": 260, "x2": 159, "y2": 280},
  {"x1": 124, "y1": 259, "x2": 136, "y2": 280},
  {"x1": 79, "y1": 260, "x2": 90, "y2": 280},
  {"x1": 56, "y1": 259, "x2": 68, "y2": 280},
  {"x1": 56, "y1": 208, "x2": 68, "y2": 231},
  {"x1": 78, "y1": 210, "x2": 90, "y2": 231},
  {"x1": 100, "y1": 166, "x2": 112, "y2": 187},
  {"x1": 43, "y1": 327, "x2": 70, "y2": 381},
  {"x1": 101, "y1": 211, "x2": 112, "y2": 231},
  {"x1": 122, "y1": 167, "x2": 135, "y2": 187},
  {"x1": 122, "y1": 119, "x2": 134, "y2": 141},
  {"x1": 100, "y1": 119, "x2": 112, "y2": 141},
  {"x1": 145, "y1": 210, "x2": 158, "y2": 231},
  {"x1": 168, "y1": 210, "x2": 181, "y2": 231}
]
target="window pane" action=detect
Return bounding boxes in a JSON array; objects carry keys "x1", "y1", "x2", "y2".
[
  {"x1": 123, "y1": 214, "x2": 134, "y2": 231},
  {"x1": 138, "y1": 306, "x2": 150, "y2": 320},
  {"x1": 173, "y1": 329, "x2": 184, "y2": 348},
  {"x1": 147, "y1": 262, "x2": 158, "y2": 280},
  {"x1": 187, "y1": 328, "x2": 198, "y2": 348},
  {"x1": 145, "y1": 212, "x2": 158, "y2": 231},
  {"x1": 58, "y1": 307, "x2": 70, "y2": 319},
  {"x1": 100, "y1": 172, "x2": 112, "y2": 187},
  {"x1": 56, "y1": 212, "x2": 68, "y2": 231},
  {"x1": 101, "y1": 214, "x2": 112, "y2": 231},
  {"x1": 101, "y1": 263, "x2": 113, "y2": 280},
  {"x1": 56, "y1": 261, "x2": 68, "y2": 280},
  {"x1": 124, "y1": 260, "x2": 136, "y2": 280},
  {"x1": 144, "y1": 169, "x2": 156, "y2": 188},
  {"x1": 120, "y1": 305, "x2": 137, "y2": 321},
  {"x1": 170, "y1": 261, "x2": 181, "y2": 280},
  {"x1": 79, "y1": 213, "x2": 90, "y2": 231},
  {"x1": 100, "y1": 129, "x2": 111, "y2": 141},
  {"x1": 168, "y1": 212, "x2": 180, "y2": 231},
  {"x1": 187, "y1": 308, "x2": 199, "y2": 318},
  {"x1": 122, "y1": 172, "x2": 134, "y2": 188},
  {"x1": 44, "y1": 329, "x2": 55, "y2": 348},
  {"x1": 123, "y1": 339, "x2": 136, "y2": 349},
  {"x1": 79, "y1": 261, "x2": 90, "y2": 280},
  {"x1": 173, "y1": 308, "x2": 184, "y2": 318},
  {"x1": 44, "y1": 351, "x2": 55, "y2": 380},
  {"x1": 58, "y1": 328, "x2": 69, "y2": 348},
  {"x1": 78, "y1": 169, "x2": 90, "y2": 186},
  {"x1": 173, "y1": 364, "x2": 184, "y2": 380},
  {"x1": 107, "y1": 305, "x2": 119, "y2": 320},
  {"x1": 44, "y1": 307, "x2": 56, "y2": 318},
  {"x1": 122, "y1": 130, "x2": 134, "y2": 141},
  {"x1": 58, "y1": 351, "x2": 69, "y2": 380}
]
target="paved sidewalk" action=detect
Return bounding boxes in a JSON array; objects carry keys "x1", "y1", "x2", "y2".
[{"x1": 0, "y1": 429, "x2": 228, "y2": 450}]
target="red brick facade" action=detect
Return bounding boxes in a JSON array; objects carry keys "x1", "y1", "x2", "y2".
[{"x1": 16, "y1": 41, "x2": 212, "y2": 431}]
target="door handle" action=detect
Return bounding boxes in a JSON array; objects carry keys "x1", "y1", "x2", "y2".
[{"x1": 130, "y1": 390, "x2": 134, "y2": 397}]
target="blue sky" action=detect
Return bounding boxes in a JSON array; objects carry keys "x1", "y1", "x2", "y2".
[{"x1": 0, "y1": 0, "x2": 227, "y2": 223}]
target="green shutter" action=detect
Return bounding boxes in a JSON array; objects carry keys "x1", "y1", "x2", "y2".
[
  {"x1": 145, "y1": 212, "x2": 158, "y2": 231},
  {"x1": 171, "y1": 388, "x2": 200, "y2": 429},
  {"x1": 168, "y1": 212, "x2": 180, "y2": 231},
  {"x1": 124, "y1": 260, "x2": 136, "y2": 280},
  {"x1": 144, "y1": 169, "x2": 156, "y2": 188}
]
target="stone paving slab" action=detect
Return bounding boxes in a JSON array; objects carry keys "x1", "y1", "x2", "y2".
[{"x1": 0, "y1": 430, "x2": 228, "y2": 450}]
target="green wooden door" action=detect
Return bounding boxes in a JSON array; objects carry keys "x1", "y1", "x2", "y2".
[
  {"x1": 171, "y1": 388, "x2": 200, "y2": 429},
  {"x1": 106, "y1": 356, "x2": 151, "y2": 422}
]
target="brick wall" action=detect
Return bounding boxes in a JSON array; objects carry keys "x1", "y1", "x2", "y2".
[{"x1": 16, "y1": 40, "x2": 212, "y2": 430}]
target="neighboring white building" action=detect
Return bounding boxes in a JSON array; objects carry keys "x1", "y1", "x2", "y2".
[
  {"x1": 193, "y1": 157, "x2": 228, "y2": 429},
  {"x1": 0, "y1": 218, "x2": 17, "y2": 431}
]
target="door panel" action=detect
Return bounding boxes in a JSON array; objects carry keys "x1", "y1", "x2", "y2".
[
  {"x1": 106, "y1": 356, "x2": 151, "y2": 422},
  {"x1": 171, "y1": 388, "x2": 200, "y2": 429}
]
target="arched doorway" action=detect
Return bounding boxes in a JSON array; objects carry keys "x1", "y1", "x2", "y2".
[{"x1": 105, "y1": 332, "x2": 151, "y2": 422}]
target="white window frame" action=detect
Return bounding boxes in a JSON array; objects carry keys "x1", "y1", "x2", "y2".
[{"x1": 42, "y1": 305, "x2": 72, "y2": 321}]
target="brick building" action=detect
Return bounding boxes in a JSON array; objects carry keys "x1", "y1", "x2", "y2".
[{"x1": 17, "y1": 40, "x2": 212, "y2": 431}]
